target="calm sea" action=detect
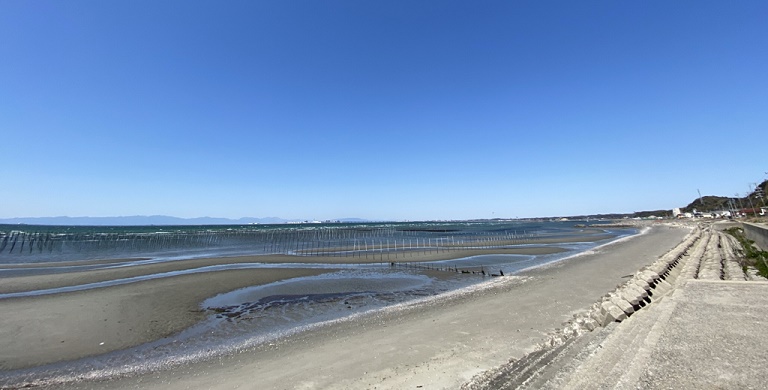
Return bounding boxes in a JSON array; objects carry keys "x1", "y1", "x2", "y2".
[{"x1": 0, "y1": 220, "x2": 618, "y2": 264}]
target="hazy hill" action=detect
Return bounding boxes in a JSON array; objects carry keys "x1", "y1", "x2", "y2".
[
  {"x1": 2, "y1": 181, "x2": 764, "y2": 225},
  {"x1": 0, "y1": 216, "x2": 294, "y2": 226}
]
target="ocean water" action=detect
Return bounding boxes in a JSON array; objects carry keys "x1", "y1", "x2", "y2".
[
  {"x1": 0, "y1": 220, "x2": 637, "y2": 387},
  {"x1": 0, "y1": 220, "x2": 616, "y2": 264}
]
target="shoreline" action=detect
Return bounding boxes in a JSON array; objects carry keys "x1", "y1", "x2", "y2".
[
  {"x1": 0, "y1": 224, "x2": 680, "y2": 387},
  {"x1": 513, "y1": 225, "x2": 652, "y2": 275},
  {"x1": 0, "y1": 242, "x2": 586, "y2": 371},
  {"x1": 77, "y1": 223, "x2": 685, "y2": 390}
]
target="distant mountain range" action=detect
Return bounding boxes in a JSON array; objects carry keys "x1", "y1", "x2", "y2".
[
  {"x1": 0, "y1": 216, "x2": 370, "y2": 226},
  {"x1": 4, "y1": 180, "x2": 765, "y2": 226}
]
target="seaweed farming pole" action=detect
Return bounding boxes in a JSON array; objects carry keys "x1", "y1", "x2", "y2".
[
  {"x1": 320, "y1": 237, "x2": 325, "y2": 258},
  {"x1": 274, "y1": 231, "x2": 279, "y2": 254},
  {"x1": 26, "y1": 233, "x2": 34, "y2": 253},
  {"x1": 25, "y1": 233, "x2": 35, "y2": 254},
  {"x1": 17, "y1": 233, "x2": 26, "y2": 254},
  {"x1": 29, "y1": 233, "x2": 40, "y2": 253},
  {"x1": 296, "y1": 231, "x2": 302, "y2": 255},
  {"x1": 0, "y1": 234, "x2": 9, "y2": 254},
  {"x1": 46, "y1": 233, "x2": 54, "y2": 253}
]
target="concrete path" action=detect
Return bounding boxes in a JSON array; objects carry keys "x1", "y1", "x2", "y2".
[
  {"x1": 466, "y1": 223, "x2": 768, "y2": 389},
  {"x1": 636, "y1": 280, "x2": 768, "y2": 390}
]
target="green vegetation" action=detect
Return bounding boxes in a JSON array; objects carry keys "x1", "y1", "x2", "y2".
[
  {"x1": 683, "y1": 196, "x2": 731, "y2": 213},
  {"x1": 724, "y1": 227, "x2": 768, "y2": 278},
  {"x1": 683, "y1": 180, "x2": 767, "y2": 213}
]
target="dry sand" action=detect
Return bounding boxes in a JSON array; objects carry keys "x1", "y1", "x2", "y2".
[{"x1": 1, "y1": 223, "x2": 691, "y2": 390}]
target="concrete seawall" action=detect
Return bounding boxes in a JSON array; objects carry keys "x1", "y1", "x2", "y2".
[
  {"x1": 463, "y1": 222, "x2": 768, "y2": 390},
  {"x1": 742, "y1": 222, "x2": 768, "y2": 250}
]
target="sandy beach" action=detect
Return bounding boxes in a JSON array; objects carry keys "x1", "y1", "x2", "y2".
[
  {"x1": 0, "y1": 268, "x2": 331, "y2": 371},
  {"x1": 0, "y1": 245, "x2": 569, "y2": 372},
  {"x1": 0, "y1": 223, "x2": 689, "y2": 389}
]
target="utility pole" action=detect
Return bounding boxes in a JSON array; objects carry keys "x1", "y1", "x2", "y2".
[
  {"x1": 755, "y1": 182, "x2": 766, "y2": 207},
  {"x1": 696, "y1": 189, "x2": 704, "y2": 214},
  {"x1": 747, "y1": 184, "x2": 758, "y2": 217}
]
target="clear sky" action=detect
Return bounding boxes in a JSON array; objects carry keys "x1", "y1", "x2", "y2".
[{"x1": 1, "y1": 1, "x2": 766, "y2": 221}]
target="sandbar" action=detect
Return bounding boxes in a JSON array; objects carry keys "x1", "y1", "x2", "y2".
[{"x1": 0, "y1": 246, "x2": 566, "y2": 294}]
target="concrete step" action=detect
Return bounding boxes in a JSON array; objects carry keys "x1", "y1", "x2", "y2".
[
  {"x1": 698, "y1": 232, "x2": 722, "y2": 280},
  {"x1": 719, "y1": 231, "x2": 747, "y2": 281},
  {"x1": 516, "y1": 327, "x2": 611, "y2": 390},
  {"x1": 556, "y1": 305, "x2": 658, "y2": 389},
  {"x1": 601, "y1": 302, "x2": 667, "y2": 388},
  {"x1": 678, "y1": 231, "x2": 709, "y2": 282}
]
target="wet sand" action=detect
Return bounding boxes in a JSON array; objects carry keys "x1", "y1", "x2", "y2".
[
  {"x1": 0, "y1": 246, "x2": 566, "y2": 294},
  {"x1": 0, "y1": 244, "x2": 573, "y2": 372},
  {"x1": 0, "y1": 224, "x2": 682, "y2": 388},
  {"x1": 0, "y1": 268, "x2": 330, "y2": 370}
]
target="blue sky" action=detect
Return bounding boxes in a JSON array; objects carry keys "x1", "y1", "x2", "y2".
[{"x1": 1, "y1": 1, "x2": 766, "y2": 221}]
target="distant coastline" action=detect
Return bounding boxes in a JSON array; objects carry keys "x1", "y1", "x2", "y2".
[{"x1": 0, "y1": 216, "x2": 370, "y2": 226}]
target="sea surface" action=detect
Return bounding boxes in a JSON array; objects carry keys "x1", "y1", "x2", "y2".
[
  {"x1": 0, "y1": 220, "x2": 637, "y2": 387},
  {"x1": 1, "y1": 220, "x2": 621, "y2": 264}
]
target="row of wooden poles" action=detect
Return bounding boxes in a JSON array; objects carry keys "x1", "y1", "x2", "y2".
[
  {"x1": 0, "y1": 228, "x2": 539, "y2": 258},
  {"x1": 389, "y1": 261, "x2": 503, "y2": 276}
]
